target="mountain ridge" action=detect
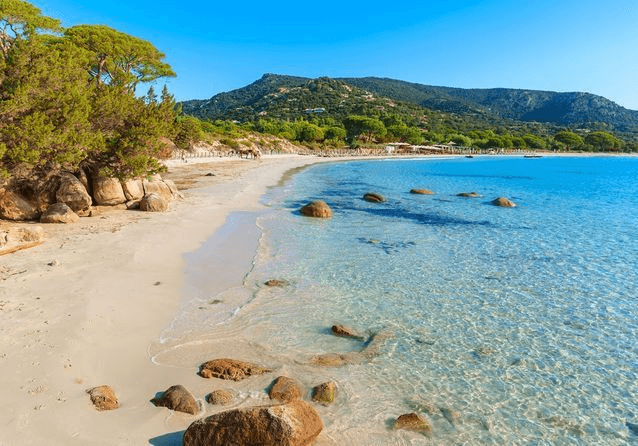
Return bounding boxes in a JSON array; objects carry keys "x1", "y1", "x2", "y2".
[{"x1": 182, "y1": 73, "x2": 638, "y2": 133}]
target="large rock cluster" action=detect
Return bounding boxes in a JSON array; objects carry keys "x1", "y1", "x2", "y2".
[{"x1": 0, "y1": 171, "x2": 182, "y2": 226}]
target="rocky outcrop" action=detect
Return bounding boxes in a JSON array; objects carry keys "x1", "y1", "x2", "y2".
[
  {"x1": 363, "y1": 192, "x2": 385, "y2": 203},
  {"x1": 457, "y1": 192, "x2": 480, "y2": 198},
  {"x1": 40, "y1": 203, "x2": 79, "y2": 224},
  {"x1": 206, "y1": 390, "x2": 235, "y2": 406},
  {"x1": 492, "y1": 197, "x2": 516, "y2": 207},
  {"x1": 140, "y1": 193, "x2": 168, "y2": 212},
  {"x1": 87, "y1": 385, "x2": 119, "y2": 411},
  {"x1": 0, "y1": 189, "x2": 39, "y2": 221},
  {"x1": 300, "y1": 200, "x2": 333, "y2": 218},
  {"x1": 311, "y1": 382, "x2": 336, "y2": 406},
  {"x1": 268, "y1": 376, "x2": 303, "y2": 402},
  {"x1": 198, "y1": 358, "x2": 272, "y2": 381},
  {"x1": 183, "y1": 400, "x2": 323, "y2": 446},
  {"x1": 151, "y1": 385, "x2": 199, "y2": 415},
  {"x1": 56, "y1": 173, "x2": 92, "y2": 213},
  {"x1": 331, "y1": 324, "x2": 364, "y2": 340},
  {"x1": 92, "y1": 177, "x2": 126, "y2": 206},
  {"x1": 410, "y1": 189, "x2": 434, "y2": 195},
  {"x1": 394, "y1": 412, "x2": 432, "y2": 434},
  {"x1": 121, "y1": 179, "x2": 144, "y2": 201}
]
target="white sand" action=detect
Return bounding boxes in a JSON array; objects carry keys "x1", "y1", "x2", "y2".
[{"x1": 0, "y1": 155, "x2": 327, "y2": 445}]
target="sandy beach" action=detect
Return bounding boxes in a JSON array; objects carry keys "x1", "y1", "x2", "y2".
[{"x1": 0, "y1": 154, "x2": 333, "y2": 445}]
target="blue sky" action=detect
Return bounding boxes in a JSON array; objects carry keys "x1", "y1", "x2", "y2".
[{"x1": 33, "y1": 0, "x2": 638, "y2": 110}]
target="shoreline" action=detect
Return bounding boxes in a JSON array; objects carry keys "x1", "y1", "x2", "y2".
[
  {"x1": 1, "y1": 152, "x2": 635, "y2": 444},
  {"x1": 0, "y1": 155, "x2": 331, "y2": 445}
]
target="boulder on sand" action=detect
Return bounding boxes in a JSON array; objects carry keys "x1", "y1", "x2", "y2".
[
  {"x1": 121, "y1": 179, "x2": 144, "y2": 201},
  {"x1": 0, "y1": 189, "x2": 39, "y2": 221},
  {"x1": 363, "y1": 192, "x2": 385, "y2": 203},
  {"x1": 183, "y1": 400, "x2": 323, "y2": 446},
  {"x1": 40, "y1": 202, "x2": 79, "y2": 224},
  {"x1": 206, "y1": 390, "x2": 235, "y2": 406},
  {"x1": 56, "y1": 173, "x2": 92, "y2": 213},
  {"x1": 198, "y1": 358, "x2": 272, "y2": 381},
  {"x1": 300, "y1": 200, "x2": 332, "y2": 218},
  {"x1": 92, "y1": 177, "x2": 126, "y2": 206},
  {"x1": 87, "y1": 385, "x2": 119, "y2": 411},
  {"x1": 151, "y1": 385, "x2": 199, "y2": 415},
  {"x1": 140, "y1": 193, "x2": 168, "y2": 212}
]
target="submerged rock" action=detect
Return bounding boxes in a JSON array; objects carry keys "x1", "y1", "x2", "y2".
[
  {"x1": 198, "y1": 358, "x2": 272, "y2": 381},
  {"x1": 492, "y1": 197, "x2": 516, "y2": 207},
  {"x1": 394, "y1": 412, "x2": 432, "y2": 434},
  {"x1": 151, "y1": 384, "x2": 199, "y2": 415},
  {"x1": 268, "y1": 376, "x2": 303, "y2": 402},
  {"x1": 300, "y1": 200, "x2": 333, "y2": 218},
  {"x1": 363, "y1": 192, "x2": 385, "y2": 203},
  {"x1": 310, "y1": 331, "x2": 391, "y2": 367},
  {"x1": 311, "y1": 382, "x2": 336, "y2": 405},
  {"x1": 457, "y1": 192, "x2": 480, "y2": 198},
  {"x1": 183, "y1": 400, "x2": 323, "y2": 446},
  {"x1": 87, "y1": 385, "x2": 119, "y2": 411}
]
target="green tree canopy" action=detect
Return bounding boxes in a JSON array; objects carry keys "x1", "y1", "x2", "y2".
[
  {"x1": 64, "y1": 24, "x2": 175, "y2": 90},
  {"x1": 0, "y1": 0, "x2": 60, "y2": 56},
  {"x1": 553, "y1": 131, "x2": 584, "y2": 149},
  {"x1": 343, "y1": 115, "x2": 386, "y2": 142},
  {"x1": 584, "y1": 131, "x2": 622, "y2": 151}
]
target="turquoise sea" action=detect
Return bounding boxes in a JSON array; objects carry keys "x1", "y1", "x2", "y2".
[{"x1": 159, "y1": 156, "x2": 638, "y2": 445}]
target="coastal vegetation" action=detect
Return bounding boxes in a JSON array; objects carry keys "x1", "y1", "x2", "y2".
[{"x1": 0, "y1": 0, "x2": 180, "y2": 182}]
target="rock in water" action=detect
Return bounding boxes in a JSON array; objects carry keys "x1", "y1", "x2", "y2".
[
  {"x1": 183, "y1": 400, "x2": 323, "y2": 446},
  {"x1": 198, "y1": 358, "x2": 272, "y2": 381},
  {"x1": 140, "y1": 193, "x2": 168, "y2": 212},
  {"x1": 363, "y1": 192, "x2": 385, "y2": 202},
  {"x1": 410, "y1": 189, "x2": 434, "y2": 195},
  {"x1": 265, "y1": 279, "x2": 288, "y2": 287},
  {"x1": 331, "y1": 324, "x2": 364, "y2": 340},
  {"x1": 206, "y1": 390, "x2": 235, "y2": 406},
  {"x1": 457, "y1": 192, "x2": 480, "y2": 198},
  {"x1": 300, "y1": 200, "x2": 333, "y2": 218},
  {"x1": 268, "y1": 376, "x2": 303, "y2": 402},
  {"x1": 40, "y1": 203, "x2": 79, "y2": 224},
  {"x1": 92, "y1": 177, "x2": 126, "y2": 206},
  {"x1": 394, "y1": 412, "x2": 432, "y2": 434},
  {"x1": 151, "y1": 385, "x2": 199, "y2": 415},
  {"x1": 87, "y1": 385, "x2": 119, "y2": 411},
  {"x1": 492, "y1": 197, "x2": 516, "y2": 207},
  {"x1": 56, "y1": 173, "x2": 92, "y2": 213},
  {"x1": 311, "y1": 382, "x2": 336, "y2": 405}
]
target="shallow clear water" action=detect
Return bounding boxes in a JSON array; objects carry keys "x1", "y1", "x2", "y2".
[{"x1": 157, "y1": 156, "x2": 638, "y2": 444}]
